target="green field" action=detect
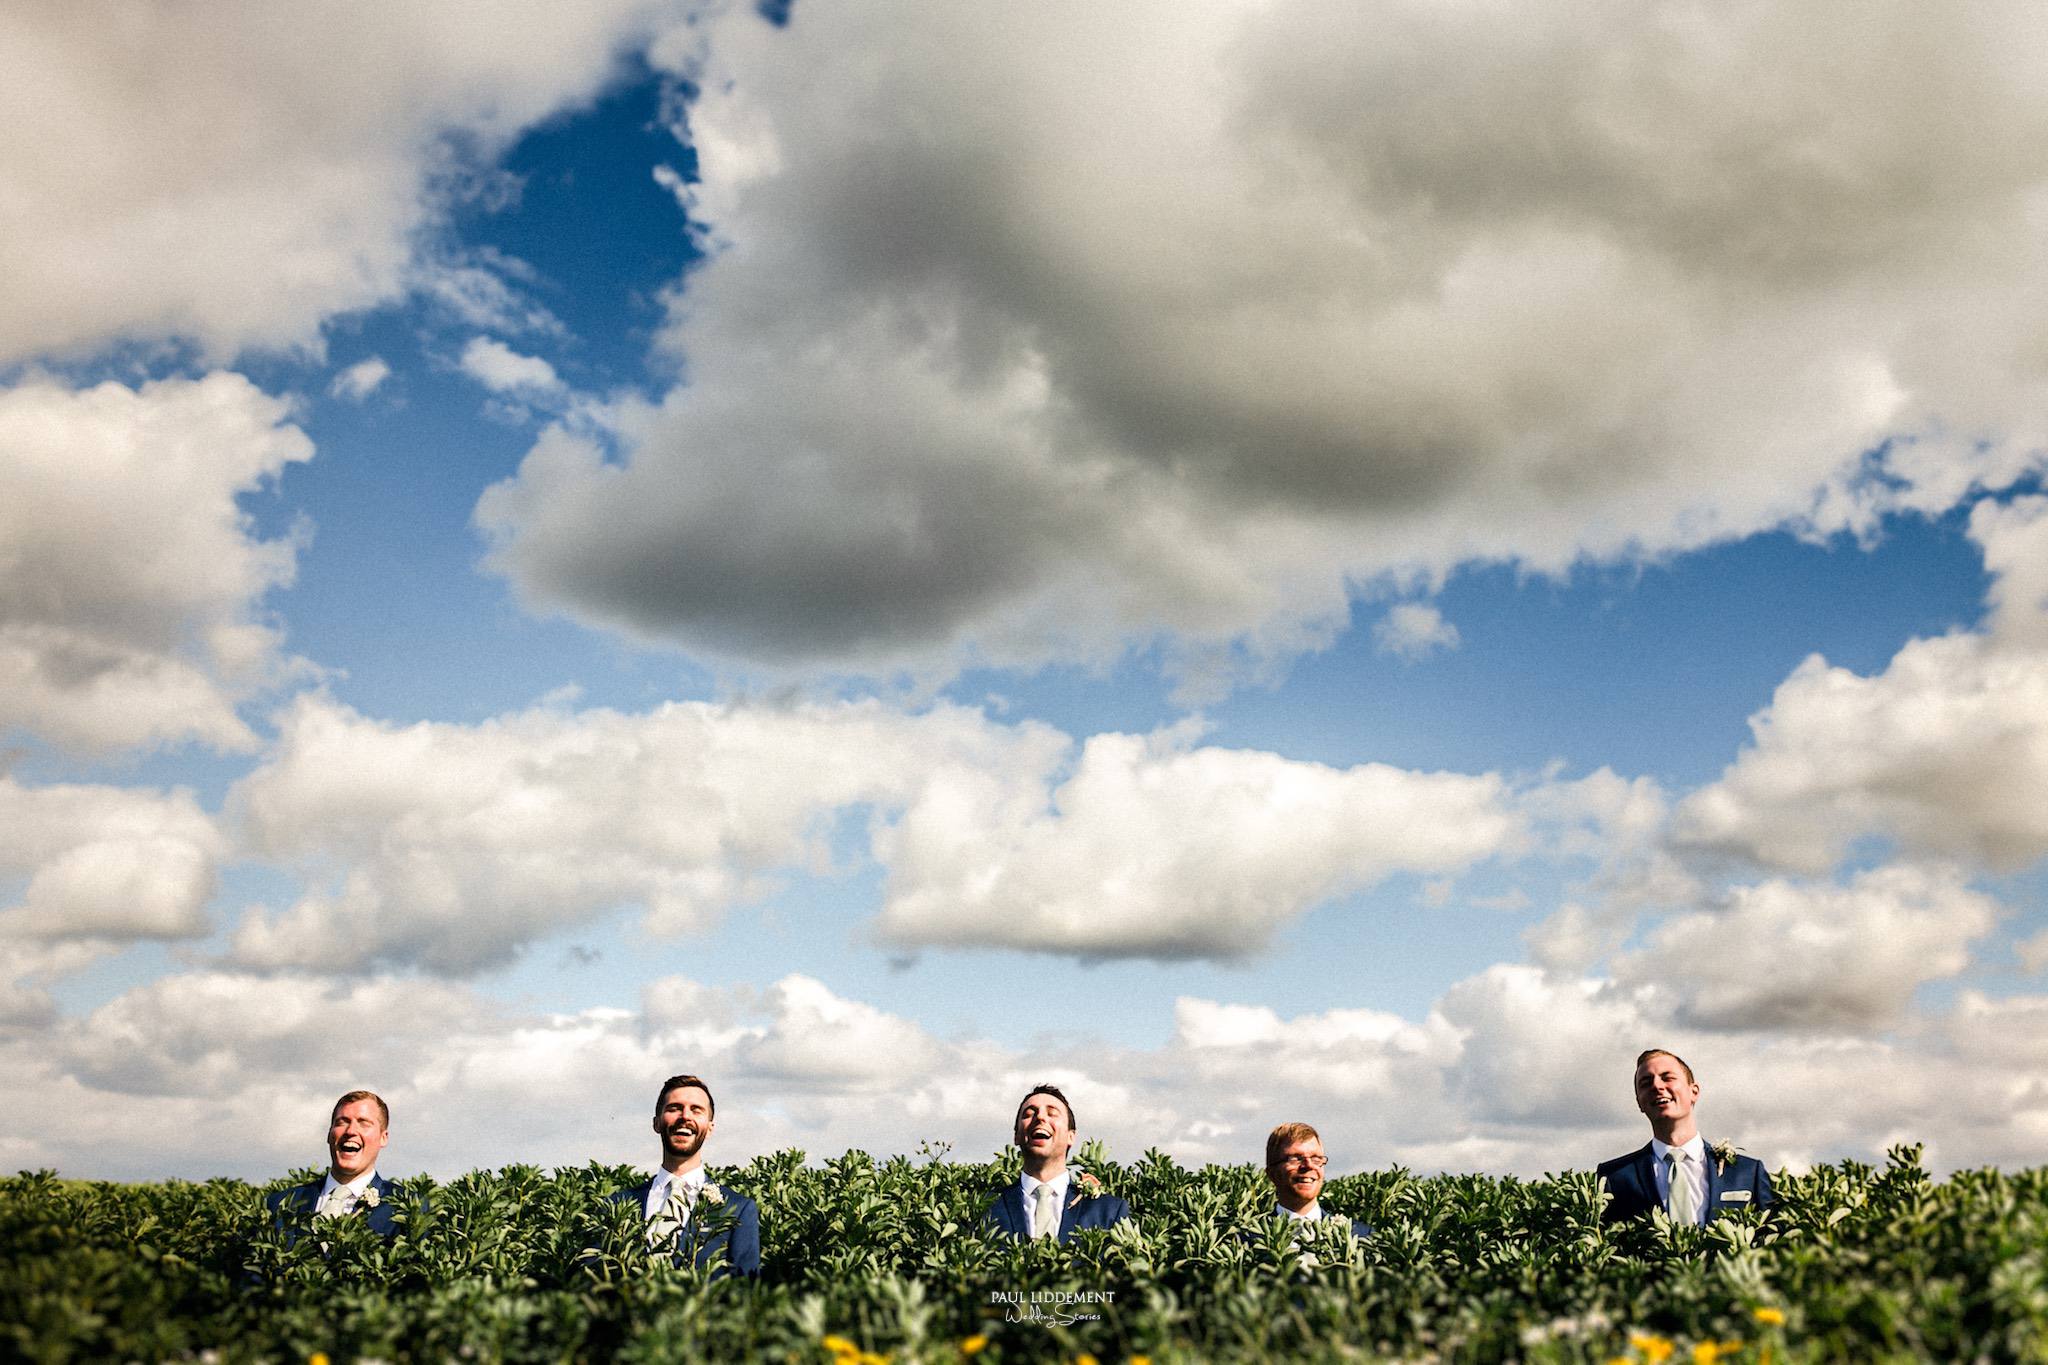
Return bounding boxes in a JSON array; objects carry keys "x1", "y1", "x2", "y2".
[{"x1": 4, "y1": 1144, "x2": 2042, "y2": 1363}]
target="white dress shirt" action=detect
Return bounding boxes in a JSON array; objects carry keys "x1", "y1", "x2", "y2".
[
  {"x1": 1275, "y1": 1201, "x2": 1339, "y2": 1224},
  {"x1": 1020, "y1": 1171, "x2": 1070, "y2": 1237},
  {"x1": 316, "y1": 1168, "x2": 378, "y2": 1219},
  {"x1": 1650, "y1": 1134, "x2": 1709, "y2": 1225},
  {"x1": 644, "y1": 1166, "x2": 708, "y2": 1226}
]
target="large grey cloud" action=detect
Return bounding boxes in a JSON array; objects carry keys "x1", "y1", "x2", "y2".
[{"x1": 479, "y1": 0, "x2": 2048, "y2": 680}]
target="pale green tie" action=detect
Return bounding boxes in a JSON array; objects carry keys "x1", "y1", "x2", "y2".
[
  {"x1": 1667, "y1": 1150, "x2": 1697, "y2": 1225},
  {"x1": 648, "y1": 1180, "x2": 691, "y2": 1248},
  {"x1": 1031, "y1": 1183, "x2": 1059, "y2": 1240}
]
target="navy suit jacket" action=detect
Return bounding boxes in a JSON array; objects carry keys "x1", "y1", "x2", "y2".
[
  {"x1": 264, "y1": 1172, "x2": 409, "y2": 1244},
  {"x1": 984, "y1": 1181, "x2": 1132, "y2": 1243},
  {"x1": 1595, "y1": 1140, "x2": 1774, "y2": 1225},
  {"x1": 607, "y1": 1179, "x2": 761, "y2": 1278}
]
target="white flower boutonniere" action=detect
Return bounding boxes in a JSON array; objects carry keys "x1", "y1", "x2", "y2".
[
  {"x1": 360, "y1": 1185, "x2": 381, "y2": 1210},
  {"x1": 701, "y1": 1182, "x2": 725, "y2": 1205},
  {"x1": 1709, "y1": 1139, "x2": 1740, "y2": 1175}
]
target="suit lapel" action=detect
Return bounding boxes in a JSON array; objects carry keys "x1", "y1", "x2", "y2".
[
  {"x1": 1701, "y1": 1138, "x2": 1723, "y2": 1217},
  {"x1": 998, "y1": 1184, "x2": 1028, "y2": 1239},
  {"x1": 1630, "y1": 1144, "x2": 1660, "y2": 1212},
  {"x1": 1058, "y1": 1190, "x2": 1081, "y2": 1242}
]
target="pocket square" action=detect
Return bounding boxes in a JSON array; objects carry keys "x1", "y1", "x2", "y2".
[{"x1": 1721, "y1": 1191, "x2": 1752, "y2": 1203}]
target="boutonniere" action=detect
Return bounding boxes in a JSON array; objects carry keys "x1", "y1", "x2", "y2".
[
  {"x1": 1068, "y1": 1170, "x2": 1104, "y2": 1207},
  {"x1": 1709, "y1": 1139, "x2": 1739, "y2": 1175},
  {"x1": 701, "y1": 1182, "x2": 725, "y2": 1205},
  {"x1": 360, "y1": 1185, "x2": 380, "y2": 1209}
]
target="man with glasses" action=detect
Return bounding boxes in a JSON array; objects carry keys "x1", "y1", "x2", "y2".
[{"x1": 1266, "y1": 1122, "x2": 1371, "y2": 1239}]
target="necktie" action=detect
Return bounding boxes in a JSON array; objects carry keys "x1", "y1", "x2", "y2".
[
  {"x1": 1667, "y1": 1151, "x2": 1697, "y2": 1225},
  {"x1": 1031, "y1": 1183, "x2": 1059, "y2": 1240},
  {"x1": 318, "y1": 1186, "x2": 351, "y2": 1220},
  {"x1": 649, "y1": 1180, "x2": 692, "y2": 1248}
]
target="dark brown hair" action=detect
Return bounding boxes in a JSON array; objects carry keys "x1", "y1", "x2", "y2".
[{"x1": 655, "y1": 1073, "x2": 716, "y2": 1118}]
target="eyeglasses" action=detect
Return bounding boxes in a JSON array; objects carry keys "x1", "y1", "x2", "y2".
[{"x1": 1276, "y1": 1154, "x2": 1327, "y2": 1170}]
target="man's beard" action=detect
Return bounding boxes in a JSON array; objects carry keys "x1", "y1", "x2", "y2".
[{"x1": 664, "y1": 1123, "x2": 706, "y2": 1159}]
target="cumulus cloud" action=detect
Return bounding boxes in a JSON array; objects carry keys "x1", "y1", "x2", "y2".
[
  {"x1": 876, "y1": 727, "x2": 1521, "y2": 960},
  {"x1": 1374, "y1": 603, "x2": 1460, "y2": 661},
  {"x1": 16, "y1": 958, "x2": 2048, "y2": 1181},
  {"x1": 0, "y1": 777, "x2": 223, "y2": 943},
  {"x1": 227, "y1": 693, "x2": 1041, "y2": 975},
  {"x1": 0, "y1": 374, "x2": 312, "y2": 754},
  {"x1": 226, "y1": 694, "x2": 1525, "y2": 973},
  {"x1": 0, "y1": 776, "x2": 224, "y2": 1023},
  {"x1": 478, "y1": 0, "x2": 2048, "y2": 681},
  {"x1": 329, "y1": 357, "x2": 392, "y2": 401},
  {"x1": 458, "y1": 337, "x2": 564, "y2": 395},
  {"x1": 1613, "y1": 866, "x2": 1999, "y2": 1032},
  {"x1": 0, "y1": 1, "x2": 667, "y2": 364}
]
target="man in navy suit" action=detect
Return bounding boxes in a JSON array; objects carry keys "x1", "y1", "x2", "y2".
[
  {"x1": 1265, "y1": 1122, "x2": 1371, "y2": 1241},
  {"x1": 606, "y1": 1073, "x2": 760, "y2": 1277},
  {"x1": 985, "y1": 1083, "x2": 1131, "y2": 1242},
  {"x1": 1595, "y1": 1049, "x2": 1774, "y2": 1226},
  {"x1": 264, "y1": 1089, "x2": 411, "y2": 1240}
]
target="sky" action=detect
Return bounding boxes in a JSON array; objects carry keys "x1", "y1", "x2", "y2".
[{"x1": 4, "y1": 1, "x2": 2048, "y2": 1186}]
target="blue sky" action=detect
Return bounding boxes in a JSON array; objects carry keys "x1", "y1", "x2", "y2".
[{"x1": 4, "y1": 1, "x2": 2048, "y2": 1183}]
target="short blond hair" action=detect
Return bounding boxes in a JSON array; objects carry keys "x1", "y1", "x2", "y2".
[
  {"x1": 331, "y1": 1089, "x2": 389, "y2": 1126},
  {"x1": 1265, "y1": 1121, "x2": 1321, "y2": 1168}
]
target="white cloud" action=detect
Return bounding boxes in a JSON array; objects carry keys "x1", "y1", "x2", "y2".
[
  {"x1": 0, "y1": 2, "x2": 667, "y2": 364},
  {"x1": 226, "y1": 693, "x2": 1054, "y2": 974},
  {"x1": 226, "y1": 693, "x2": 1530, "y2": 972},
  {"x1": 0, "y1": 374, "x2": 312, "y2": 754},
  {"x1": 876, "y1": 727, "x2": 1522, "y2": 959},
  {"x1": 458, "y1": 337, "x2": 564, "y2": 395},
  {"x1": 480, "y1": 1, "x2": 2048, "y2": 680},
  {"x1": 1613, "y1": 865, "x2": 1999, "y2": 1032},
  {"x1": 1374, "y1": 603, "x2": 1461, "y2": 661},
  {"x1": 329, "y1": 357, "x2": 392, "y2": 401},
  {"x1": 19, "y1": 959, "x2": 2048, "y2": 1182},
  {"x1": 1673, "y1": 631, "x2": 2048, "y2": 874},
  {"x1": 0, "y1": 777, "x2": 223, "y2": 943},
  {"x1": 1673, "y1": 494, "x2": 2048, "y2": 875}
]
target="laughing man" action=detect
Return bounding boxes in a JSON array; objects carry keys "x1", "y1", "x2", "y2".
[
  {"x1": 265, "y1": 1089, "x2": 410, "y2": 1238},
  {"x1": 1595, "y1": 1049, "x2": 1775, "y2": 1225},
  {"x1": 984, "y1": 1083, "x2": 1131, "y2": 1242},
  {"x1": 608, "y1": 1073, "x2": 760, "y2": 1276}
]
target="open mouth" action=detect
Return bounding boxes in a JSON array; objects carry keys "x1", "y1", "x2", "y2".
[{"x1": 336, "y1": 1137, "x2": 364, "y2": 1154}]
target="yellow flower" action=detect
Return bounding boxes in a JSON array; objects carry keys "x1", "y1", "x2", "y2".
[
  {"x1": 309, "y1": 1355, "x2": 330, "y2": 1365},
  {"x1": 1631, "y1": 1335, "x2": 1676, "y2": 1365},
  {"x1": 822, "y1": 1337, "x2": 858, "y2": 1359},
  {"x1": 960, "y1": 1337, "x2": 990, "y2": 1356},
  {"x1": 857, "y1": 1353, "x2": 890, "y2": 1365},
  {"x1": 1077, "y1": 1356, "x2": 1101, "y2": 1365},
  {"x1": 1131, "y1": 1358, "x2": 1153, "y2": 1365},
  {"x1": 1692, "y1": 1343, "x2": 1743, "y2": 1365},
  {"x1": 1753, "y1": 1307, "x2": 1786, "y2": 1326}
]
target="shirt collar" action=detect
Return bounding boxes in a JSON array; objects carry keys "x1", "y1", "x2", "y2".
[
  {"x1": 654, "y1": 1166, "x2": 708, "y2": 1199},
  {"x1": 1276, "y1": 1201, "x2": 1326, "y2": 1222},
  {"x1": 1650, "y1": 1134, "x2": 1706, "y2": 1164},
  {"x1": 320, "y1": 1168, "x2": 376, "y2": 1201},
  {"x1": 1020, "y1": 1170, "x2": 1070, "y2": 1202}
]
